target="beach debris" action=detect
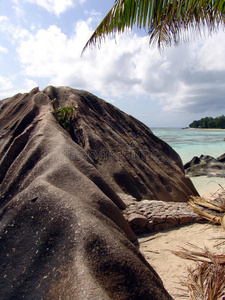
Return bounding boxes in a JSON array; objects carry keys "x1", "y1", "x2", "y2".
[
  {"x1": 173, "y1": 192, "x2": 225, "y2": 298},
  {"x1": 172, "y1": 245, "x2": 225, "y2": 299},
  {"x1": 188, "y1": 190, "x2": 225, "y2": 226}
]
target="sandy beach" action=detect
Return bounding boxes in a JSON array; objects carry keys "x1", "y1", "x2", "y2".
[
  {"x1": 138, "y1": 223, "x2": 225, "y2": 299},
  {"x1": 138, "y1": 176, "x2": 225, "y2": 299},
  {"x1": 191, "y1": 176, "x2": 225, "y2": 198}
]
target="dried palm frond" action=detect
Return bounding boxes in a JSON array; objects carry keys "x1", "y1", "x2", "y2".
[
  {"x1": 172, "y1": 247, "x2": 225, "y2": 265},
  {"x1": 188, "y1": 196, "x2": 225, "y2": 225},
  {"x1": 190, "y1": 196, "x2": 225, "y2": 212},
  {"x1": 174, "y1": 187, "x2": 225, "y2": 298},
  {"x1": 172, "y1": 247, "x2": 225, "y2": 299},
  {"x1": 185, "y1": 261, "x2": 225, "y2": 300}
]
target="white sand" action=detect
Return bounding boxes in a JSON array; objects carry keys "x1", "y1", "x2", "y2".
[
  {"x1": 138, "y1": 176, "x2": 225, "y2": 299},
  {"x1": 138, "y1": 223, "x2": 225, "y2": 299},
  {"x1": 191, "y1": 176, "x2": 225, "y2": 198}
]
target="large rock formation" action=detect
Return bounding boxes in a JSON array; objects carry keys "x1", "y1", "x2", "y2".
[
  {"x1": 47, "y1": 86, "x2": 196, "y2": 202},
  {"x1": 0, "y1": 86, "x2": 197, "y2": 299}
]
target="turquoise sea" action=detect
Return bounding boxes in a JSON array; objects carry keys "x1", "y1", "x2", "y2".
[{"x1": 151, "y1": 128, "x2": 225, "y2": 165}]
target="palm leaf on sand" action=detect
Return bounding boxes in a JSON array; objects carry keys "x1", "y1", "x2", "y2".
[{"x1": 172, "y1": 246, "x2": 225, "y2": 299}]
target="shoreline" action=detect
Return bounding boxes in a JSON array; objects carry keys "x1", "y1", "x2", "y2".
[{"x1": 183, "y1": 127, "x2": 225, "y2": 130}]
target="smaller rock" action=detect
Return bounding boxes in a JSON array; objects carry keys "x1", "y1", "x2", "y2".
[
  {"x1": 184, "y1": 154, "x2": 225, "y2": 177},
  {"x1": 154, "y1": 223, "x2": 165, "y2": 231},
  {"x1": 152, "y1": 216, "x2": 165, "y2": 224},
  {"x1": 179, "y1": 215, "x2": 194, "y2": 224},
  {"x1": 147, "y1": 221, "x2": 154, "y2": 231},
  {"x1": 166, "y1": 216, "x2": 178, "y2": 225},
  {"x1": 184, "y1": 156, "x2": 200, "y2": 169},
  {"x1": 127, "y1": 213, "x2": 148, "y2": 228},
  {"x1": 141, "y1": 200, "x2": 152, "y2": 204},
  {"x1": 218, "y1": 153, "x2": 225, "y2": 163}
]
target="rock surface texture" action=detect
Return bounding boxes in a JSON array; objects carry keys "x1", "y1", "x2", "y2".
[
  {"x1": 120, "y1": 194, "x2": 202, "y2": 233},
  {"x1": 0, "y1": 86, "x2": 198, "y2": 299},
  {"x1": 184, "y1": 154, "x2": 225, "y2": 177}
]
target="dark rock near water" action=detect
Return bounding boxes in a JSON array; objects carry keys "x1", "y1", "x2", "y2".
[
  {"x1": 218, "y1": 153, "x2": 225, "y2": 163},
  {"x1": 184, "y1": 154, "x2": 225, "y2": 177},
  {"x1": 0, "y1": 86, "x2": 198, "y2": 299}
]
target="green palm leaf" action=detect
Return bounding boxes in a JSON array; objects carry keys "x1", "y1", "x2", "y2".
[{"x1": 83, "y1": 0, "x2": 225, "y2": 53}]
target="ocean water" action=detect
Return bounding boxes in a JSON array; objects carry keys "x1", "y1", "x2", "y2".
[{"x1": 151, "y1": 128, "x2": 225, "y2": 165}]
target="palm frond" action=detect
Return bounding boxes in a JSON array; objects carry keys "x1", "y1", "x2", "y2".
[
  {"x1": 173, "y1": 187, "x2": 225, "y2": 299},
  {"x1": 188, "y1": 195, "x2": 225, "y2": 225},
  {"x1": 186, "y1": 261, "x2": 225, "y2": 300},
  {"x1": 83, "y1": 0, "x2": 225, "y2": 53},
  {"x1": 172, "y1": 247, "x2": 225, "y2": 299},
  {"x1": 172, "y1": 247, "x2": 225, "y2": 265}
]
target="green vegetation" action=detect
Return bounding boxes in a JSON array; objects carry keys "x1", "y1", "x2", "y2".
[
  {"x1": 55, "y1": 105, "x2": 76, "y2": 130},
  {"x1": 189, "y1": 116, "x2": 225, "y2": 129},
  {"x1": 51, "y1": 98, "x2": 76, "y2": 130},
  {"x1": 83, "y1": 0, "x2": 225, "y2": 53}
]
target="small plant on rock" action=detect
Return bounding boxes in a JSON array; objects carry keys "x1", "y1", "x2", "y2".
[{"x1": 55, "y1": 105, "x2": 76, "y2": 130}]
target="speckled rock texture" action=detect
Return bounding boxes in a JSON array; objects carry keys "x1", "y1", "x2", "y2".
[{"x1": 0, "y1": 86, "x2": 199, "y2": 299}]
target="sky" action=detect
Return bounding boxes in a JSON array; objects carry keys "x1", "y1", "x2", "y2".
[{"x1": 0, "y1": 0, "x2": 225, "y2": 127}]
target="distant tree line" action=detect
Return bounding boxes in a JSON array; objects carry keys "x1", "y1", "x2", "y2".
[{"x1": 189, "y1": 116, "x2": 225, "y2": 129}]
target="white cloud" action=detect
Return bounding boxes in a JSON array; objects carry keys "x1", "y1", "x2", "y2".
[
  {"x1": 0, "y1": 46, "x2": 7, "y2": 53},
  {"x1": 84, "y1": 9, "x2": 101, "y2": 17},
  {"x1": 0, "y1": 76, "x2": 13, "y2": 90},
  {"x1": 156, "y1": 32, "x2": 225, "y2": 113},
  {"x1": 0, "y1": 16, "x2": 8, "y2": 22},
  {"x1": 0, "y1": 15, "x2": 30, "y2": 41},
  {"x1": 197, "y1": 31, "x2": 225, "y2": 71},
  {"x1": 24, "y1": 0, "x2": 74, "y2": 16},
  {"x1": 12, "y1": 18, "x2": 225, "y2": 115},
  {"x1": 17, "y1": 25, "x2": 71, "y2": 77},
  {"x1": 0, "y1": 78, "x2": 39, "y2": 99},
  {"x1": 11, "y1": 0, "x2": 26, "y2": 20},
  {"x1": 24, "y1": 78, "x2": 38, "y2": 90}
]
